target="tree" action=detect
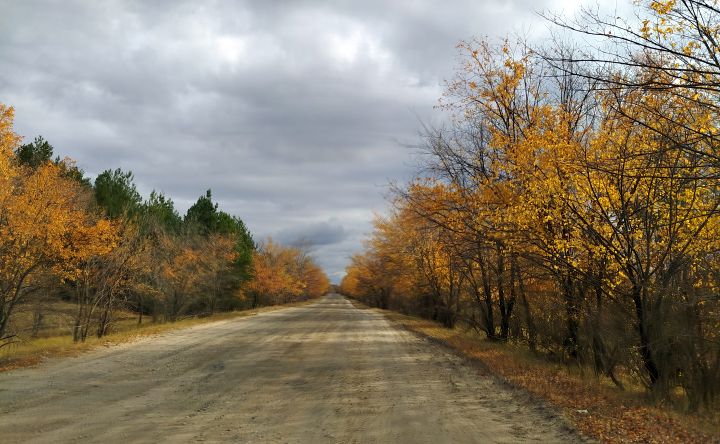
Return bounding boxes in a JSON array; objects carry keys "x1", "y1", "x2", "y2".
[
  {"x1": 15, "y1": 135, "x2": 52, "y2": 168},
  {"x1": 142, "y1": 190, "x2": 182, "y2": 234},
  {"x1": 156, "y1": 231, "x2": 205, "y2": 321},
  {"x1": 217, "y1": 212, "x2": 255, "y2": 283},
  {"x1": 185, "y1": 189, "x2": 219, "y2": 234},
  {"x1": 184, "y1": 190, "x2": 255, "y2": 282},
  {"x1": 198, "y1": 233, "x2": 240, "y2": 314},
  {"x1": 244, "y1": 239, "x2": 328, "y2": 307},
  {"x1": 94, "y1": 168, "x2": 142, "y2": 219},
  {"x1": 15, "y1": 135, "x2": 90, "y2": 185},
  {"x1": 0, "y1": 104, "x2": 113, "y2": 344},
  {"x1": 545, "y1": 0, "x2": 720, "y2": 172},
  {"x1": 0, "y1": 104, "x2": 265, "y2": 348},
  {"x1": 304, "y1": 262, "x2": 331, "y2": 298},
  {"x1": 64, "y1": 219, "x2": 121, "y2": 342},
  {"x1": 346, "y1": 29, "x2": 720, "y2": 408}
]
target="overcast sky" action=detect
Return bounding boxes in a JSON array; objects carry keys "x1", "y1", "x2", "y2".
[{"x1": 0, "y1": 0, "x2": 615, "y2": 282}]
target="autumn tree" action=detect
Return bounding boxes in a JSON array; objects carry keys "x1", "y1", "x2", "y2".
[
  {"x1": 198, "y1": 233, "x2": 241, "y2": 314},
  {"x1": 64, "y1": 219, "x2": 120, "y2": 341},
  {"x1": 185, "y1": 189, "x2": 254, "y2": 280},
  {"x1": 346, "y1": 27, "x2": 720, "y2": 409},
  {"x1": 0, "y1": 105, "x2": 277, "y2": 348},
  {"x1": 303, "y1": 262, "x2": 331, "y2": 298},
  {"x1": 244, "y1": 239, "x2": 329, "y2": 307},
  {"x1": 156, "y1": 230, "x2": 206, "y2": 321},
  {"x1": 0, "y1": 105, "x2": 114, "y2": 345}
]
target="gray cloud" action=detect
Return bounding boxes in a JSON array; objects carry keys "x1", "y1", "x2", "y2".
[
  {"x1": 0, "y1": 0, "x2": 594, "y2": 282},
  {"x1": 276, "y1": 220, "x2": 347, "y2": 247}
]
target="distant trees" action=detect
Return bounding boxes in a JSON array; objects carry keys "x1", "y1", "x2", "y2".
[
  {"x1": 0, "y1": 103, "x2": 330, "y2": 348},
  {"x1": 342, "y1": 0, "x2": 720, "y2": 411},
  {"x1": 244, "y1": 239, "x2": 330, "y2": 307}
]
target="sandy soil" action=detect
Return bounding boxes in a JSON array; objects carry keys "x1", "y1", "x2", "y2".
[{"x1": 0, "y1": 294, "x2": 584, "y2": 443}]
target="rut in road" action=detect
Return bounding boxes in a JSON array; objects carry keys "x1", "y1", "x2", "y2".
[{"x1": 0, "y1": 294, "x2": 584, "y2": 443}]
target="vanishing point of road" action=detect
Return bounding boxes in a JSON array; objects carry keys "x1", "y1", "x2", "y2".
[{"x1": 0, "y1": 294, "x2": 582, "y2": 443}]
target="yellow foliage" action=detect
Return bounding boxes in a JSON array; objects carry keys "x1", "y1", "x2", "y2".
[
  {"x1": 245, "y1": 238, "x2": 329, "y2": 305},
  {"x1": 0, "y1": 103, "x2": 120, "y2": 339}
]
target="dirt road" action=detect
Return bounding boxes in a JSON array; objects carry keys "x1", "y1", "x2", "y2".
[{"x1": 0, "y1": 294, "x2": 582, "y2": 443}]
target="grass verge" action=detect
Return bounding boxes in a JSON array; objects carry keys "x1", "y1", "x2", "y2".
[
  {"x1": 367, "y1": 305, "x2": 719, "y2": 444},
  {"x1": 0, "y1": 300, "x2": 313, "y2": 373}
]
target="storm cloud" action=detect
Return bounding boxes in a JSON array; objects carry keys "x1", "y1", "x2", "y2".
[{"x1": 0, "y1": 0, "x2": 588, "y2": 281}]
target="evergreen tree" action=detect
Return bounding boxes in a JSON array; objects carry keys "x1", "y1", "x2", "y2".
[
  {"x1": 94, "y1": 168, "x2": 142, "y2": 219},
  {"x1": 143, "y1": 190, "x2": 181, "y2": 233},
  {"x1": 185, "y1": 189, "x2": 218, "y2": 234},
  {"x1": 15, "y1": 135, "x2": 53, "y2": 168},
  {"x1": 185, "y1": 189, "x2": 255, "y2": 280}
]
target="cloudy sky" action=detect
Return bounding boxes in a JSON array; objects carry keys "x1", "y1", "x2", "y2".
[{"x1": 1, "y1": 0, "x2": 610, "y2": 281}]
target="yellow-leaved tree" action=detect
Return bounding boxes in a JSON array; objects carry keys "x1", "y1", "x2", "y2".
[
  {"x1": 0, "y1": 104, "x2": 116, "y2": 345},
  {"x1": 244, "y1": 239, "x2": 329, "y2": 307}
]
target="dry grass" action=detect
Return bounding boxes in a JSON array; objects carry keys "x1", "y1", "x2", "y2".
[
  {"x1": 7, "y1": 300, "x2": 87, "y2": 338},
  {"x1": 0, "y1": 300, "x2": 312, "y2": 372},
  {"x1": 369, "y1": 306, "x2": 719, "y2": 444}
]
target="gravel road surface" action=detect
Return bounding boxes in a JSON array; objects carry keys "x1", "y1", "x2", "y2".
[{"x1": 0, "y1": 294, "x2": 582, "y2": 443}]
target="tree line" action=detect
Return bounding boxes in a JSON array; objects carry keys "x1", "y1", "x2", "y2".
[
  {"x1": 342, "y1": 0, "x2": 720, "y2": 410},
  {"x1": 0, "y1": 107, "x2": 329, "y2": 346}
]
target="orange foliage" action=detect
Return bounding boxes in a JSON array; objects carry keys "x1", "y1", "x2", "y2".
[
  {"x1": 0, "y1": 104, "x2": 116, "y2": 339},
  {"x1": 244, "y1": 238, "x2": 329, "y2": 307}
]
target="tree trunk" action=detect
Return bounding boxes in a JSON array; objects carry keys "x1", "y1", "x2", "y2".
[
  {"x1": 562, "y1": 275, "x2": 579, "y2": 360},
  {"x1": 31, "y1": 308, "x2": 44, "y2": 338},
  {"x1": 496, "y1": 243, "x2": 513, "y2": 341},
  {"x1": 477, "y1": 249, "x2": 495, "y2": 339},
  {"x1": 515, "y1": 257, "x2": 536, "y2": 351},
  {"x1": 632, "y1": 286, "x2": 660, "y2": 386},
  {"x1": 137, "y1": 295, "x2": 143, "y2": 325}
]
